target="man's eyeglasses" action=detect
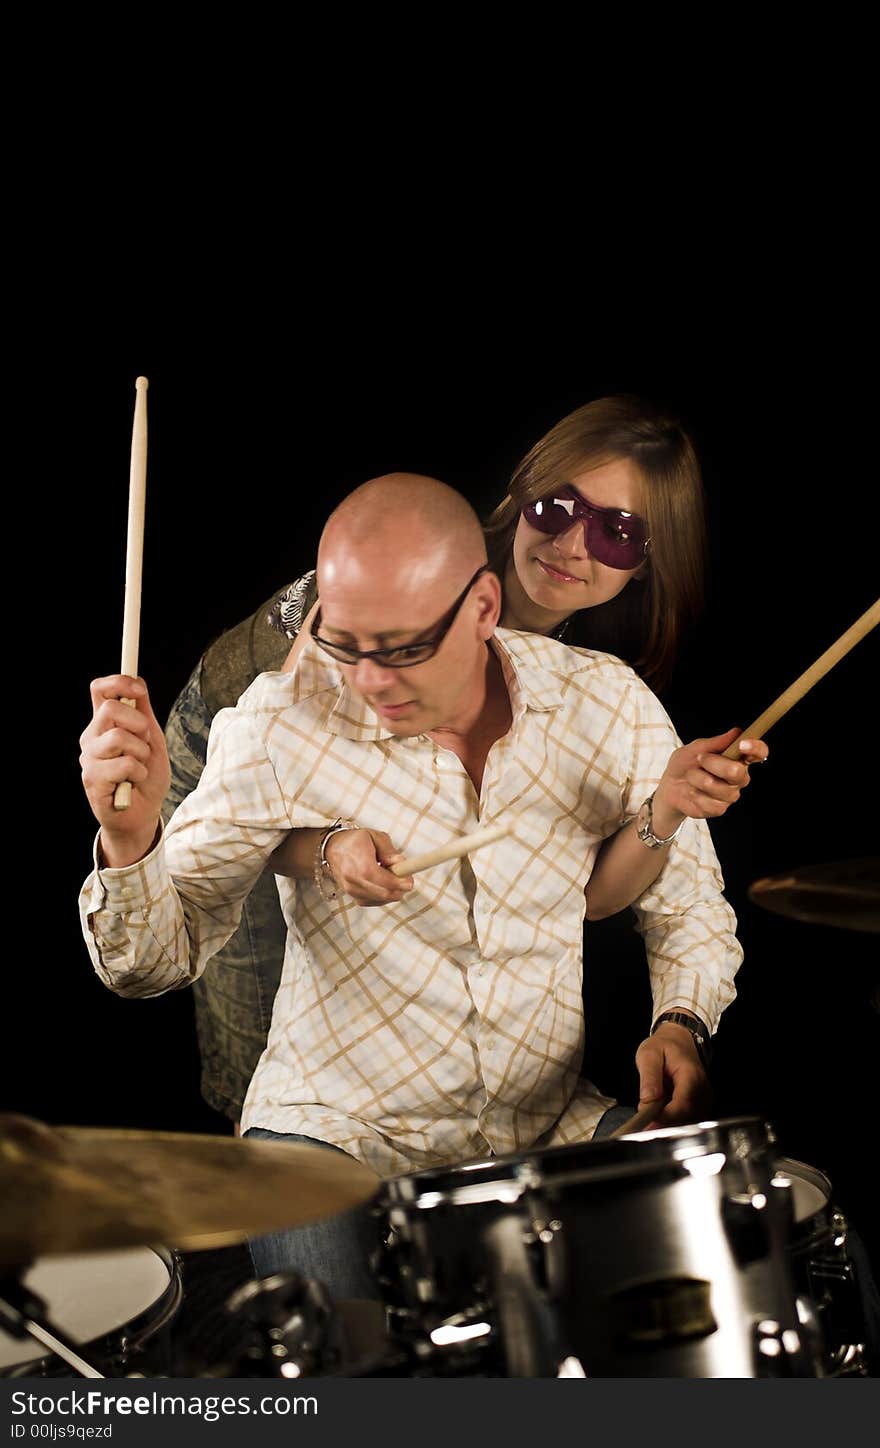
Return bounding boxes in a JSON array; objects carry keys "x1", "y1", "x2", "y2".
[
  {"x1": 310, "y1": 565, "x2": 489, "y2": 668},
  {"x1": 522, "y1": 485, "x2": 649, "y2": 570}
]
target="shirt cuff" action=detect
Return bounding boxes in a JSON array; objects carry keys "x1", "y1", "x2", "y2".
[{"x1": 86, "y1": 821, "x2": 167, "y2": 914}]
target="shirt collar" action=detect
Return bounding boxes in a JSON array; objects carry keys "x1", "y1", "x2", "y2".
[
  {"x1": 490, "y1": 629, "x2": 566, "y2": 721},
  {"x1": 315, "y1": 627, "x2": 565, "y2": 743}
]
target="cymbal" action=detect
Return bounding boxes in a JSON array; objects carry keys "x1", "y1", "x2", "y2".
[
  {"x1": 0, "y1": 1115, "x2": 380, "y2": 1269},
  {"x1": 748, "y1": 857, "x2": 880, "y2": 933}
]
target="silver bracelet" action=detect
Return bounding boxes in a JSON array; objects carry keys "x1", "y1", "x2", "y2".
[
  {"x1": 635, "y1": 793, "x2": 685, "y2": 850},
  {"x1": 313, "y1": 818, "x2": 358, "y2": 902}
]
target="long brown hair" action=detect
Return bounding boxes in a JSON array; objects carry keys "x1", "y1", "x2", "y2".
[{"x1": 484, "y1": 395, "x2": 707, "y2": 690}]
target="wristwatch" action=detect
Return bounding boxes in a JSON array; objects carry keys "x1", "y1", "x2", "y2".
[
  {"x1": 636, "y1": 793, "x2": 684, "y2": 850},
  {"x1": 651, "y1": 1010, "x2": 712, "y2": 1071}
]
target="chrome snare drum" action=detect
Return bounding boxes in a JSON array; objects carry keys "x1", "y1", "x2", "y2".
[
  {"x1": 0, "y1": 1247, "x2": 183, "y2": 1377},
  {"x1": 380, "y1": 1117, "x2": 817, "y2": 1378}
]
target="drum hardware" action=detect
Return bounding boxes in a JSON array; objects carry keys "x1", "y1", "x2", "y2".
[
  {"x1": 1, "y1": 1275, "x2": 104, "y2": 1377},
  {"x1": 189, "y1": 1271, "x2": 338, "y2": 1378},
  {"x1": 0, "y1": 1248, "x2": 183, "y2": 1378},
  {"x1": 481, "y1": 1214, "x2": 558, "y2": 1377},
  {"x1": 604, "y1": 1274, "x2": 718, "y2": 1351},
  {"x1": 181, "y1": 1269, "x2": 421, "y2": 1380},
  {"x1": 722, "y1": 1188, "x2": 786, "y2": 1269},
  {"x1": 377, "y1": 1215, "x2": 503, "y2": 1376},
  {"x1": 2, "y1": 1111, "x2": 868, "y2": 1379},
  {"x1": 746, "y1": 856, "x2": 877, "y2": 1371},
  {"x1": 751, "y1": 1316, "x2": 811, "y2": 1376},
  {"x1": 772, "y1": 1158, "x2": 871, "y2": 1377}
]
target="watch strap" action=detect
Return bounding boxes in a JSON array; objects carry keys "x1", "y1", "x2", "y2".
[{"x1": 651, "y1": 1010, "x2": 712, "y2": 1071}]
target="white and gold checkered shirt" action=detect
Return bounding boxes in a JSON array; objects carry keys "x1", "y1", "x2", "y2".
[{"x1": 81, "y1": 629, "x2": 741, "y2": 1177}]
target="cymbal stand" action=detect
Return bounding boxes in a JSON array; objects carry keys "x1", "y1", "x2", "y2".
[{"x1": 1, "y1": 1273, "x2": 104, "y2": 1377}]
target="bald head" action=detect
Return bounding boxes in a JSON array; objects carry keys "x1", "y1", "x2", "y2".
[
  {"x1": 317, "y1": 474, "x2": 487, "y2": 598},
  {"x1": 312, "y1": 475, "x2": 501, "y2": 734}
]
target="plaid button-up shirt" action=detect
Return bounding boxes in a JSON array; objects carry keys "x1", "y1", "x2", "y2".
[{"x1": 81, "y1": 629, "x2": 741, "y2": 1177}]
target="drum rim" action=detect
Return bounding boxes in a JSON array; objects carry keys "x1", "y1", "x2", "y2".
[
  {"x1": 772, "y1": 1155, "x2": 833, "y2": 1232},
  {"x1": 0, "y1": 1245, "x2": 183, "y2": 1374},
  {"x1": 383, "y1": 1115, "x2": 777, "y2": 1207},
  {"x1": 773, "y1": 1155, "x2": 832, "y2": 1197}
]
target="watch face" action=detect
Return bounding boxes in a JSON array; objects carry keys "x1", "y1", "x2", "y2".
[{"x1": 637, "y1": 799, "x2": 652, "y2": 839}]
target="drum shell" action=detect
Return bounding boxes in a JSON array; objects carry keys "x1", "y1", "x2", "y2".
[
  {"x1": 546, "y1": 1131, "x2": 799, "y2": 1376},
  {"x1": 381, "y1": 1118, "x2": 814, "y2": 1378}
]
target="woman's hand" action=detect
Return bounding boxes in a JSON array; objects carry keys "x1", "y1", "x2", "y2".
[
  {"x1": 650, "y1": 728, "x2": 768, "y2": 838},
  {"x1": 323, "y1": 828, "x2": 415, "y2": 905},
  {"x1": 269, "y1": 826, "x2": 414, "y2": 905}
]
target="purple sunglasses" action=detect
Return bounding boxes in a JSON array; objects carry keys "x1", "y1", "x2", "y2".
[{"x1": 522, "y1": 485, "x2": 649, "y2": 571}]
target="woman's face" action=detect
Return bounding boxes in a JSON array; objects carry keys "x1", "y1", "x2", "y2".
[{"x1": 510, "y1": 456, "x2": 647, "y2": 618}]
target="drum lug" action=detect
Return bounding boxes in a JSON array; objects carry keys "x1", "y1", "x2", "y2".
[
  {"x1": 752, "y1": 1317, "x2": 812, "y2": 1377},
  {"x1": 524, "y1": 1217, "x2": 562, "y2": 1247},
  {"x1": 793, "y1": 1294, "x2": 828, "y2": 1375},
  {"x1": 830, "y1": 1210, "x2": 848, "y2": 1248},
  {"x1": 722, "y1": 1189, "x2": 777, "y2": 1267},
  {"x1": 482, "y1": 1215, "x2": 558, "y2": 1377}
]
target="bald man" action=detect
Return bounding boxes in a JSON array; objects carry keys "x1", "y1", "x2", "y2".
[{"x1": 79, "y1": 474, "x2": 742, "y2": 1306}]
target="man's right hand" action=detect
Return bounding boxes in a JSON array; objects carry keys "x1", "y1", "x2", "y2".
[{"x1": 80, "y1": 675, "x2": 170, "y2": 867}]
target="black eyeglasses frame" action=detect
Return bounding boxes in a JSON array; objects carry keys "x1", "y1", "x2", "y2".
[{"x1": 309, "y1": 565, "x2": 490, "y2": 668}]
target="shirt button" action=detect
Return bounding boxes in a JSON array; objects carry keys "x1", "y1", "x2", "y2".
[{"x1": 486, "y1": 1036, "x2": 496, "y2": 1051}]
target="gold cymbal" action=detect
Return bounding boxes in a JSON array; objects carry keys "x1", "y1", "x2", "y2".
[
  {"x1": 748, "y1": 857, "x2": 880, "y2": 933},
  {"x1": 0, "y1": 1115, "x2": 380, "y2": 1269}
]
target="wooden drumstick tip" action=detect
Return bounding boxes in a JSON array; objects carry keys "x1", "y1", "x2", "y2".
[
  {"x1": 608, "y1": 1098, "x2": 666, "y2": 1139},
  {"x1": 389, "y1": 820, "x2": 512, "y2": 878},
  {"x1": 135, "y1": 376, "x2": 149, "y2": 391}
]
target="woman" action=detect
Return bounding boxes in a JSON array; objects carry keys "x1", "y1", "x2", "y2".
[
  {"x1": 485, "y1": 393, "x2": 705, "y2": 690},
  {"x1": 164, "y1": 395, "x2": 763, "y2": 1123}
]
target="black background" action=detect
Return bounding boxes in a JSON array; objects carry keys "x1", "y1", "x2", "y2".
[{"x1": 6, "y1": 281, "x2": 879, "y2": 1283}]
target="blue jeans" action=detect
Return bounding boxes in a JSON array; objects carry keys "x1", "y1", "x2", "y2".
[
  {"x1": 244, "y1": 1105, "x2": 634, "y2": 1301},
  {"x1": 244, "y1": 1129, "x2": 385, "y2": 1300}
]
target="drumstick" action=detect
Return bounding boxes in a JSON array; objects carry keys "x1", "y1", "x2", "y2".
[
  {"x1": 389, "y1": 821, "x2": 511, "y2": 878},
  {"x1": 607, "y1": 1099, "x2": 666, "y2": 1139},
  {"x1": 722, "y1": 597, "x2": 880, "y2": 759},
  {"x1": 113, "y1": 377, "x2": 149, "y2": 811}
]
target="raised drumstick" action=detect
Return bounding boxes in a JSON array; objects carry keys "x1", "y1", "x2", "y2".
[
  {"x1": 113, "y1": 377, "x2": 149, "y2": 811},
  {"x1": 389, "y1": 821, "x2": 511, "y2": 878},
  {"x1": 722, "y1": 597, "x2": 880, "y2": 759}
]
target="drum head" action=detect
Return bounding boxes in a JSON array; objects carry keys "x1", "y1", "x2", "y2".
[
  {"x1": 0, "y1": 1247, "x2": 173, "y2": 1369},
  {"x1": 772, "y1": 1157, "x2": 831, "y2": 1225}
]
